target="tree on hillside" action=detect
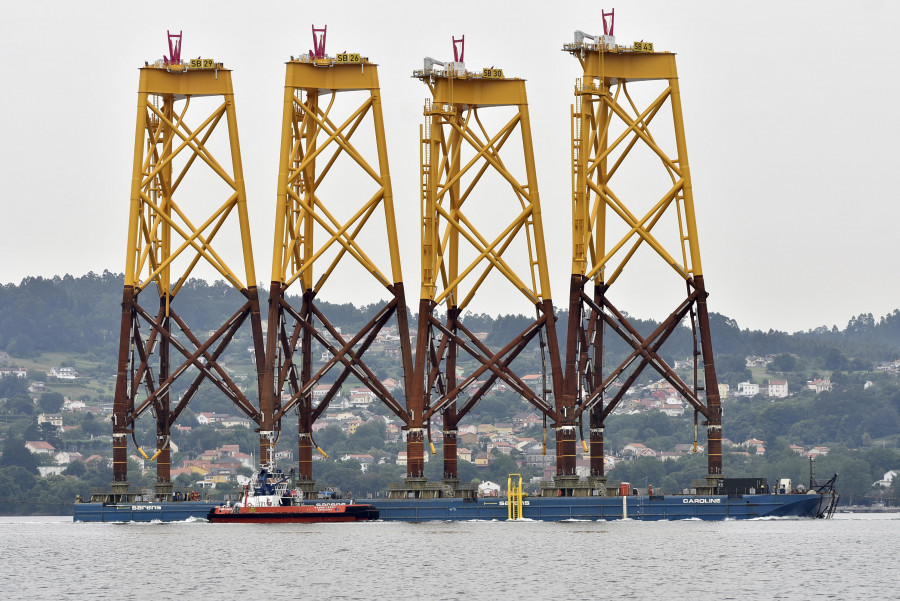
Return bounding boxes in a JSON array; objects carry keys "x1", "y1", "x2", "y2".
[
  {"x1": 608, "y1": 456, "x2": 667, "y2": 488},
  {"x1": 487, "y1": 314, "x2": 533, "y2": 347},
  {"x1": 891, "y1": 474, "x2": 900, "y2": 506},
  {"x1": 707, "y1": 313, "x2": 745, "y2": 355},
  {"x1": 80, "y1": 413, "x2": 108, "y2": 437},
  {"x1": 767, "y1": 353, "x2": 797, "y2": 373},
  {"x1": 0, "y1": 374, "x2": 28, "y2": 398},
  {"x1": 6, "y1": 336, "x2": 37, "y2": 358},
  {"x1": 845, "y1": 313, "x2": 875, "y2": 337},
  {"x1": 824, "y1": 348, "x2": 850, "y2": 371},
  {"x1": 27, "y1": 370, "x2": 47, "y2": 382},
  {"x1": 348, "y1": 422, "x2": 386, "y2": 453},
  {"x1": 38, "y1": 392, "x2": 65, "y2": 414},
  {"x1": 483, "y1": 450, "x2": 520, "y2": 484},
  {"x1": 850, "y1": 357, "x2": 873, "y2": 371},
  {"x1": 816, "y1": 449, "x2": 874, "y2": 500},
  {"x1": 63, "y1": 461, "x2": 86, "y2": 477},
  {"x1": 0, "y1": 466, "x2": 37, "y2": 505},
  {"x1": 0, "y1": 437, "x2": 39, "y2": 474},
  {"x1": 315, "y1": 425, "x2": 348, "y2": 457},
  {"x1": 715, "y1": 354, "x2": 751, "y2": 374},
  {"x1": 3, "y1": 394, "x2": 34, "y2": 416}
]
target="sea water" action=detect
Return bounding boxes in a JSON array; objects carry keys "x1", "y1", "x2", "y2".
[{"x1": 0, "y1": 513, "x2": 895, "y2": 600}]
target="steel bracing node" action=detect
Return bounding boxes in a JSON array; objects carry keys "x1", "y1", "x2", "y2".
[
  {"x1": 407, "y1": 40, "x2": 563, "y2": 485},
  {"x1": 263, "y1": 28, "x2": 413, "y2": 482},
  {"x1": 562, "y1": 24, "x2": 723, "y2": 482},
  {"x1": 113, "y1": 35, "x2": 266, "y2": 491}
]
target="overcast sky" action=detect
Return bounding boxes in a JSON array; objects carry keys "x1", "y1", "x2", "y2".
[{"x1": 1, "y1": 0, "x2": 897, "y2": 334}]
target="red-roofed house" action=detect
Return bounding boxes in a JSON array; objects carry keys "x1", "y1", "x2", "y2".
[
  {"x1": 623, "y1": 443, "x2": 656, "y2": 457},
  {"x1": 26, "y1": 441, "x2": 56, "y2": 455}
]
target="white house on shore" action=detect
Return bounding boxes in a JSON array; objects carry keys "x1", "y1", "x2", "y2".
[
  {"x1": 49, "y1": 367, "x2": 78, "y2": 379},
  {"x1": 0, "y1": 368, "x2": 27, "y2": 378},
  {"x1": 806, "y1": 378, "x2": 833, "y2": 394},
  {"x1": 874, "y1": 470, "x2": 900, "y2": 488},
  {"x1": 736, "y1": 382, "x2": 759, "y2": 397},
  {"x1": 768, "y1": 379, "x2": 789, "y2": 398},
  {"x1": 478, "y1": 481, "x2": 501, "y2": 497}
]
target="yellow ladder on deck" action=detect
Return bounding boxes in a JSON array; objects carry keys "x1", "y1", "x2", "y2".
[{"x1": 507, "y1": 474, "x2": 525, "y2": 520}]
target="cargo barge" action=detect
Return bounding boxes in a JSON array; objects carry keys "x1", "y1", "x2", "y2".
[
  {"x1": 71, "y1": 491, "x2": 824, "y2": 523},
  {"x1": 73, "y1": 475, "x2": 837, "y2": 523},
  {"x1": 366, "y1": 492, "x2": 825, "y2": 521}
]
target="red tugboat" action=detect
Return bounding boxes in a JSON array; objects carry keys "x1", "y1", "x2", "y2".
[{"x1": 208, "y1": 469, "x2": 378, "y2": 524}]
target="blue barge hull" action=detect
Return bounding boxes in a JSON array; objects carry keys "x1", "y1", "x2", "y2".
[
  {"x1": 72, "y1": 493, "x2": 822, "y2": 522},
  {"x1": 367, "y1": 493, "x2": 822, "y2": 522},
  {"x1": 73, "y1": 501, "x2": 220, "y2": 523}
]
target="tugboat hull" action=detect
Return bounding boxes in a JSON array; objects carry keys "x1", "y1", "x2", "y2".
[{"x1": 208, "y1": 503, "x2": 379, "y2": 523}]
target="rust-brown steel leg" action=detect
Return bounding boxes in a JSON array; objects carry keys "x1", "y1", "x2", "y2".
[
  {"x1": 298, "y1": 410, "x2": 313, "y2": 481},
  {"x1": 298, "y1": 289, "x2": 315, "y2": 481},
  {"x1": 589, "y1": 283, "x2": 605, "y2": 477},
  {"x1": 694, "y1": 275, "x2": 723, "y2": 477},
  {"x1": 589, "y1": 420, "x2": 605, "y2": 477},
  {"x1": 392, "y1": 282, "x2": 415, "y2": 399},
  {"x1": 406, "y1": 299, "x2": 433, "y2": 479},
  {"x1": 112, "y1": 285, "x2": 135, "y2": 484},
  {"x1": 557, "y1": 275, "x2": 583, "y2": 477},
  {"x1": 442, "y1": 426, "x2": 458, "y2": 480},
  {"x1": 246, "y1": 285, "x2": 267, "y2": 400},
  {"x1": 258, "y1": 281, "x2": 285, "y2": 472},
  {"x1": 156, "y1": 296, "x2": 171, "y2": 485},
  {"x1": 443, "y1": 307, "x2": 459, "y2": 480},
  {"x1": 261, "y1": 282, "x2": 281, "y2": 473}
]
